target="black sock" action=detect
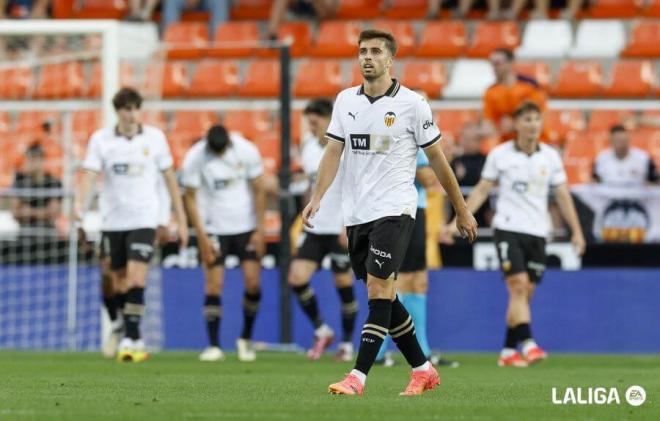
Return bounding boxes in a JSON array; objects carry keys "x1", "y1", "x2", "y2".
[
  {"x1": 292, "y1": 283, "x2": 323, "y2": 329},
  {"x1": 117, "y1": 292, "x2": 127, "y2": 317},
  {"x1": 513, "y1": 323, "x2": 532, "y2": 343},
  {"x1": 124, "y1": 287, "x2": 144, "y2": 340},
  {"x1": 389, "y1": 296, "x2": 427, "y2": 368},
  {"x1": 204, "y1": 295, "x2": 222, "y2": 347},
  {"x1": 337, "y1": 286, "x2": 358, "y2": 342},
  {"x1": 241, "y1": 291, "x2": 261, "y2": 339},
  {"x1": 504, "y1": 327, "x2": 518, "y2": 349},
  {"x1": 103, "y1": 295, "x2": 118, "y2": 322},
  {"x1": 354, "y1": 299, "x2": 391, "y2": 375}
]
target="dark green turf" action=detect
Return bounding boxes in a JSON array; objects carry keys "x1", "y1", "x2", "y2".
[{"x1": 0, "y1": 352, "x2": 657, "y2": 420}]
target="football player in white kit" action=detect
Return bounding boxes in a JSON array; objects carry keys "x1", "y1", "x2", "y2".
[
  {"x1": 289, "y1": 99, "x2": 358, "y2": 362},
  {"x1": 448, "y1": 101, "x2": 585, "y2": 367},
  {"x1": 78, "y1": 88, "x2": 189, "y2": 362},
  {"x1": 182, "y1": 125, "x2": 266, "y2": 362}
]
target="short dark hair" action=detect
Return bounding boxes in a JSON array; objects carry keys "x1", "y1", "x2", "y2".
[
  {"x1": 358, "y1": 29, "x2": 398, "y2": 56},
  {"x1": 303, "y1": 98, "x2": 333, "y2": 117},
  {"x1": 492, "y1": 48, "x2": 514, "y2": 61},
  {"x1": 206, "y1": 124, "x2": 231, "y2": 154},
  {"x1": 26, "y1": 142, "x2": 45, "y2": 157},
  {"x1": 513, "y1": 101, "x2": 542, "y2": 118},
  {"x1": 610, "y1": 124, "x2": 626, "y2": 135},
  {"x1": 112, "y1": 87, "x2": 143, "y2": 110}
]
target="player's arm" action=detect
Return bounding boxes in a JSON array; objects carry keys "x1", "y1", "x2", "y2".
[
  {"x1": 302, "y1": 139, "x2": 344, "y2": 228},
  {"x1": 248, "y1": 174, "x2": 267, "y2": 257},
  {"x1": 424, "y1": 142, "x2": 478, "y2": 242},
  {"x1": 162, "y1": 167, "x2": 189, "y2": 247},
  {"x1": 553, "y1": 183, "x2": 586, "y2": 255},
  {"x1": 182, "y1": 186, "x2": 216, "y2": 266},
  {"x1": 416, "y1": 166, "x2": 437, "y2": 189},
  {"x1": 76, "y1": 169, "x2": 98, "y2": 220}
]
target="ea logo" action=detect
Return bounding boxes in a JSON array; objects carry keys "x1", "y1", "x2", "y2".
[
  {"x1": 384, "y1": 112, "x2": 396, "y2": 127},
  {"x1": 625, "y1": 386, "x2": 646, "y2": 407}
]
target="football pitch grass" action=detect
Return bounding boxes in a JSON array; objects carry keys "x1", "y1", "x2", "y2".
[{"x1": 0, "y1": 352, "x2": 658, "y2": 420}]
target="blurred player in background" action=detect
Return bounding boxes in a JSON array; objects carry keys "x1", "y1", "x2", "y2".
[
  {"x1": 303, "y1": 29, "x2": 477, "y2": 396},
  {"x1": 289, "y1": 98, "x2": 358, "y2": 362},
  {"x1": 78, "y1": 87, "x2": 188, "y2": 362},
  {"x1": 447, "y1": 101, "x2": 585, "y2": 367},
  {"x1": 182, "y1": 125, "x2": 266, "y2": 363}
]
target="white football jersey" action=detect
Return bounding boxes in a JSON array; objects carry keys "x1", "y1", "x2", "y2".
[
  {"x1": 181, "y1": 134, "x2": 263, "y2": 236},
  {"x1": 594, "y1": 147, "x2": 657, "y2": 187},
  {"x1": 301, "y1": 134, "x2": 344, "y2": 234},
  {"x1": 326, "y1": 79, "x2": 442, "y2": 226},
  {"x1": 156, "y1": 175, "x2": 171, "y2": 227},
  {"x1": 83, "y1": 125, "x2": 173, "y2": 231},
  {"x1": 481, "y1": 141, "x2": 567, "y2": 238}
]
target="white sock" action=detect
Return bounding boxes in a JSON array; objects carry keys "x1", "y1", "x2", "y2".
[
  {"x1": 412, "y1": 361, "x2": 431, "y2": 372},
  {"x1": 522, "y1": 339, "x2": 538, "y2": 356},
  {"x1": 500, "y1": 348, "x2": 517, "y2": 358},
  {"x1": 349, "y1": 369, "x2": 367, "y2": 385}
]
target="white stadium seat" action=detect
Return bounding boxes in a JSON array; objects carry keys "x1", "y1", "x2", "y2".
[
  {"x1": 442, "y1": 60, "x2": 495, "y2": 98},
  {"x1": 569, "y1": 20, "x2": 626, "y2": 58},
  {"x1": 516, "y1": 20, "x2": 573, "y2": 58}
]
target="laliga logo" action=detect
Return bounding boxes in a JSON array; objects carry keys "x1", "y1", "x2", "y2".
[{"x1": 552, "y1": 386, "x2": 646, "y2": 406}]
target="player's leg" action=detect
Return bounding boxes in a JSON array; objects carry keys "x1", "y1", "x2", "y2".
[
  {"x1": 101, "y1": 252, "x2": 122, "y2": 358},
  {"x1": 519, "y1": 235, "x2": 548, "y2": 363},
  {"x1": 106, "y1": 232, "x2": 133, "y2": 361},
  {"x1": 237, "y1": 232, "x2": 262, "y2": 362},
  {"x1": 332, "y1": 268, "x2": 357, "y2": 362},
  {"x1": 199, "y1": 251, "x2": 225, "y2": 362}
]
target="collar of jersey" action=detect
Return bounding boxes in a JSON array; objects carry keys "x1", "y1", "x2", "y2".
[
  {"x1": 114, "y1": 124, "x2": 143, "y2": 140},
  {"x1": 357, "y1": 78, "x2": 400, "y2": 104},
  {"x1": 513, "y1": 140, "x2": 541, "y2": 155}
]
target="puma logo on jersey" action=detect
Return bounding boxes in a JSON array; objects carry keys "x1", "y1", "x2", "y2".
[
  {"x1": 348, "y1": 112, "x2": 358, "y2": 120},
  {"x1": 370, "y1": 245, "x2": 391, "y2": 259},
  {"x1": 374, "y1": 259, "x2": 384, "y2": 269}
]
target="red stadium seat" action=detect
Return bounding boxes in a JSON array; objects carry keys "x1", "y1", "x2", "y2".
[
  {"x1": 467, "y1": 22, "x2": 520, "y2": 58},
  {"x1": 401, "y1": 61, "x2": 446, "y2": 98},
  {"x1": 209, "y1": 22, "x2": 259, "y2": 58},
  {"x1": 34, "y1": 62, "x2": 85, "y2": 98},
  {"x1": 254, "y1": 132, "x2": 281, "y2": 174},
  {"x1": 434, "y1": 109, "x2": 479, "y2": 141},
  {"x1": 261, "y1": 22, "x2": 312, "y2": 58},
  {"x1": 0, "y1": 65, "x2": 32, "y2": 99},
  {"x1": 588, "y1": 0, "x2": 639, "y2": 18},
  {"x1": 335, "y1": 0, "x2": 382, "y2": 18},
  {"x1": 163, "y1": 22, "x2": 209, "y2": 59},
  {"x1": 294, "y1": 60, "x2": 343, "y2": 97},
  {"x1": 545, "y1": 109, "x2": 587, "y2": 145},
  {"x1": 383, "y1": 0, "x2": 433, "y2": 18},
  {"x1": 622, "y1": 22, "x2": 660, "y2": 58},
  {"x1": 514, "y1": 62, "x2": 551, "y2": 89},
  {"x1": 87, "y1": 62, "x2": 135, "y2": 98},
  {"x1": 415, "y1": 21, "x2": 467, "y2": 58},
  {"x1": 237, "y1": 60, "x2": 280, "y2": 97},
  {"x1": 188, "y1": 60, "x2": 240, "y2": 97},
  {"x1": 144, "y1": 62, "x2": 188, "y2": 98},
  {"x1": 310, "y1": 21, "x2": 362, "y2": 58},
  {"x1": 0, "y1": 112, "x2": 10, "y2": 133},
  {"x1": 563, "y1": 131, "x2": 608, "y2": 160},
  {"x1": 231, "y1": 0, "x2": 273, "y2": 20},
  {"x1": 551, "y1": 61, "x2": 603, "y2": 98},
  {"x1": 372, "y1": 20, "x2": 416, "y2": 57},
  {"x1": 603, "y1": 61, "x2": 655, "y2": 98},
  {"x1": 71, "y1": 0, "x2": 127, "y2": 19},
  {"x1": 223, "y1": 110, "x2": 273, "y2": 141},
  {"x1": 588, "y1": 110, "x2": 636, "y2": 132},
  {"x1": 170, "y1": 110, "x2": 218, "y2": 149}
]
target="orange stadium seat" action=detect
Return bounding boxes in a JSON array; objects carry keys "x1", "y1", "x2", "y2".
[
  {"x1": 642, "y1": 0, "x2": 660, "y2": 16},
  {"x1": 603, "y1": 61, "x2": 655, "y2": 98},
  {"x1": 383, "y1": 0, "x2": 433, "y2": 18},
  {"x1": 563, "y1": 131, "x2": 609, "y2": 160},
  {"x1": 294, "y1": 60, "x2": 343, "y2": 97},
  {"x1": 254, "y1": 132, "x2": 281, "y2": 174},
  {"x1": 209, "y1": 22, "x2": 260, "y2": 58},
  {"x1": 0, "y1": 66, "x2": 32, "y2": 99},
  {"x1": 231, "y1": 0, "x2": 273, "y2": 20},
  {"x1": 467, "y1": 22, "x2": 520, "y2": 58},
  {"x1": 588, "y1": 0, "x2": 639, "y2": 18},
  {"x1": 87, "y1": 62, "x2": 135, "y2": 98},
  {"x1": 142, "y1": 111, "x2": 169, "y2": 131},
  {"x1": 564, "y1": 158, "x2": 594, "y2": 185},
  {"x1": 401, "y1": 61, "x2": 446, "y2": 98},
  {"x1": 310, "y1": 21, "x2": 362, "y2": 58},
  {"x1": 163, "y1": 22, "x2": 209, "y2": 59},
  {"x1": 34, "y1": 63, "x2": 85, "y2": 99},
  {"x1": 335, "y1": 0, "x2": 382, "y2": 18},
  {"x1": 545, "y1": 109, "x2": 587, "y2": 145},
  {"x1": 272, "y1": 109, "x2": 304, "y2": 145},
  {"x1": 70, "y1": 0, "x2": 127, "y2": 19},
  {"x1": 415, "y1": 21, "x2": 466, "y2": 58},
  {"x1": 144, "y1": 62, "x2": 188, "y2": 98},
  {"x1": 514, "y1": 62, "x2": 551, "y2": 89},
  {"x1": 238, "y1": 60, "x2": 280, "y2": 97},
  {"x1": 629, "y1": 129, "x2": 657, "y2": 152},
  {"x1": 71, "y1": 110, "x2": 102, "y2": 157},
  {"x1": 588, "y1": 110, "x2": 636, "y2": 132},
  {"x1": 263, "y1": 22, "x2": 312, "y2": 58},
  {"x1": 622, "y1": 21, "x2": 660, "y2": 58},
  {"x1": 223, "y1": 110, "x2": 273, "y2": 141},
  {"x1": 188, "y1": 60, "x2": 240, "y2": 97},
  {"x1": 372, "y1": 21, "x2": 416, "y2": 57},
  {"x1": 435, "y1": 109, "x2": 479, "y2": 141},
  {"x1": 15, "y1": 111, "x2": 60, "y2": 134},
  {"x1": 0, "y1": 112, "x2": 9, "y2": 133},
  {"x1": 169, "y1": 111, "x2": 218, "y2": 150},
  {"x1": 551, "y1": 61, "x2": 603, "y2": 98}
]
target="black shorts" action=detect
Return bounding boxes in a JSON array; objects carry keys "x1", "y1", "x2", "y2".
[
  {"x1": 99, "y1": 232, "x2": 109, "y2": 260},
  {"x1": 347, "y1": 215, "x2": 415, "y2": 281},
  {"x1": 103, "y1": 228, "x2": 156, "y2": 270},
  {"x1": 210, "y1": 231, "x2": 258, "y2": 266},
  {"x1": 493, "y1": 229, "x2": 547, "y2": 284},
  {"x1": 294, "y1": 232, "x2": 351, "y2": 273},
  {"x1": 399, "y1": 208, "x2": 427, "y2": 273}
]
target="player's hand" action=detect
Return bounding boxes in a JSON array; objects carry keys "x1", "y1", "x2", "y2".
[
  {"x1": 155, "y1": 225, "x2": 170, "y2": 246},
  {"x1": 302, "y1": 199, "x2": 320, "y2": 229},
  {"x1": 455, "y1": 209, "x2": 478, "y2": 243},
  {"x1": 571, "y1": 232, "x2": 586, "y2": 256},
  {"x1": 249, "y1": 229, "x2": 266, "y2": 258},
  {"x1": 198, "y1": 235, "x2": 218, "y2": 267},
  {"x1": 177, "y1": 224, "x2": 189, "y2": 248}
]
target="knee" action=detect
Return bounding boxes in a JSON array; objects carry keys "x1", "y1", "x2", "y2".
[
  {"x1": 334, "y1": 274, "x2": 353, "y2": 288},
  {"x1": 507, "y1": 276, "x2": 529, "y2": 299},
  {"x1": 288, "y1": 267, "x2": 305, "y2": 287},
  {"x1": 366, "y1": 278, "x2": 393, "y2": 300}
]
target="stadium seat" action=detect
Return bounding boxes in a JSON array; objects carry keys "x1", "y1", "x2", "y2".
[
  {"x1": 187, "y1": 60, "x2": 240, "y2": 97},
  {"x1": 70, "y1": 110, "x2": 102, "y2": 157},
  {"x1": 516, "y1": 20, "x2": 572, "y2": 58},
  {"x1": 237, "y1": 60, "x2": 280, "y2": 97},
  {"x1": 563, "y1": 131, "x2": 609, "y2": 160},
  {"x1": 443, "y1": 60, "x2": 495, "y2": 98},
  {"x1": 0, "y1": 112, "x2": 9, "y2": 133},
  {"x1": 435, "y1": 109, "x2": 479, "y2": 141},
  {"x1": 467, "y1": 22, "x2": 520, "y2": 58},
  {"x1": 563, "y1": 158, "x2": 594, "y2": 185},
  {"x1": 0, "y1": 66, "x2": 32, "y2": 99},
  {"x1": 87, "y1": 62, "x2": 135, "y2": 98},
  {"x1": 551, "y1": 61, "x2": 603, "y2": 98},
  {"x1": 415, "y1": 21, "x2": 467, "y2": 58},
  {"x1": 163, "y1": 22, "x2": 209, "y2": 59},
  {"x1": 372, "y1": 21, "x2": 416, "y2": 57},
  {"x1": 209, "y1": 22, "x2": 259, "y2": 58},
  {"x1": 170, "y1": 110, "x2": 218, "y2": 147},
  {"x1": 588, "y1": 0, "x2": 639, "y2": 18},
  {"x1": 588, "y1": 110, "x2": 636, "y2": 132},
  {"x1": 383, "y1": 0, "x2": 432, "y2": 18},
  {"x1": 254, "y1": 132, "x2": 281, "y2": 174},
  {"x1": 223, "y1": 110, "x2": 273, "y2": 141},
  {"x1": 401, "y1": 61, "x2": 446, "y2": 98},
  {"x1": 142, "y1": 111, "x2": 169, "y2": 131},
  {"x1": 545, "y1": 109, "x2": 587, "y2": 145},
  {"x1": 293, "y1": 60, "x2": 343, "y2": 97},
  {"x1": 335, "y1": 0, "x2": 382, "y2": 18},
  {"x1": 230, "y1": 0, "x2": 273, "y2": 20},
  {"x1": 15, "y1": 111, "x2": 60, "y2": 134},
  {"x1": 642, "y1": 0, "x2": 660, "y2": 16},
  {"x1": 628, "y1": 129, "x2": 655, "y2": 152},
  {"x1": 310, "y1": 21, "x2": 362, "y2": 58},
  {"x1": 514, "y1": 62, "x2": 551, "y2": 88},
  {"x1": 262, "y1": 22, "x2": 312, "y2": 58},
  {"x1": 602, "y1": 61, "x2": 655, "y2": 98},
  {"x1": 621, "y1": 21, "x2": 660, "y2": 58},
  {"x1": 569, "y1": 20, "x2": 625, "y2": 58},
  {"x1": 34, "y1": 63, "x2": 85, "y2": 99},
  {"x1": 144, "y1": 62, "x2": 188, "y2": 98},
  {"x1": 69, "y1": 0, "x2": 127, "y2": 19}
]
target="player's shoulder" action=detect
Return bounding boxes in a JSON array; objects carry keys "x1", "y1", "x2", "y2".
[
  {"x1": 629, "y1": 146, "x2": 651, "y2": 160},
  {"x1": 142, "y1": 124, "x2": 165, "y2": 137},
  {"x1": 488, "y1": 140, "x2": 516, "y2": 156},
  {"x1": 89, "y1": 126, "x2": 113, "y2": 141},
  {"x1": 539, "y1": 142, "x2": 562, "y2": 159},
  {"x1": 334, "y1": 86, "x2": 361, "y2": 104},
  {"x1": 230, "y1": 132, "x2": 261, "y2": 156}
]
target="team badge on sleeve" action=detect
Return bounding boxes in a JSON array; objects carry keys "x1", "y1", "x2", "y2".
[{"x1": 384, "y1": 112, "x2": 396, "y2": 127}]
